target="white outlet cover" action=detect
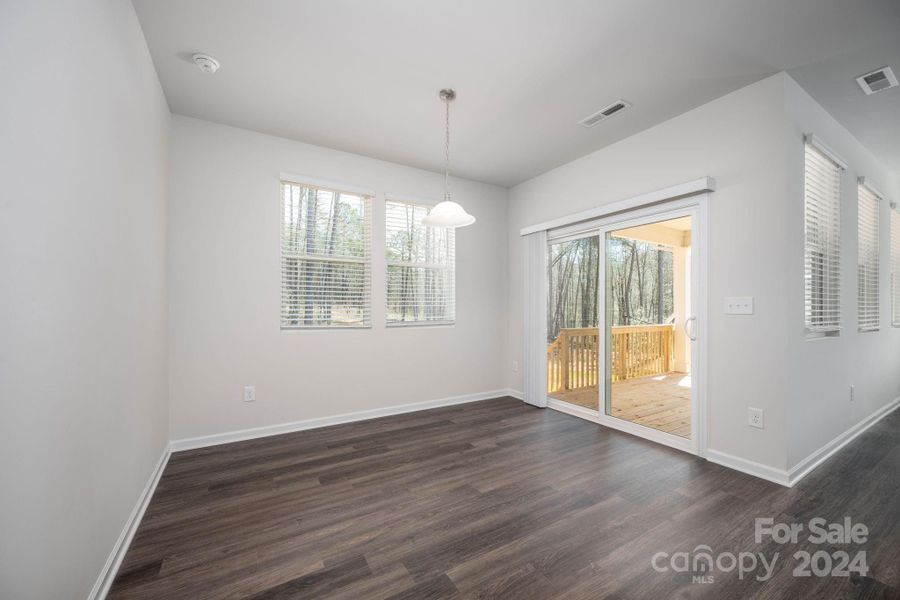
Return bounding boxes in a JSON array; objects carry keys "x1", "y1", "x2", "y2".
[
  {"x1": 748, "y1": 407, "x2": 764, "y2": 429},
  {"x1": 244, "y1": 385, "x2": 256, "y2": 402},
  {"x1": 725, "y1": 296, "x2": 754, "y2": 315}
]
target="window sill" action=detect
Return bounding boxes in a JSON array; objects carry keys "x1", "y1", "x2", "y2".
[
  {"x1": 805, "y1": 329, "x2": 840, "y2": 341},
  {"x1": 386, "y1": 321, "x2": 455, "y2": 329},
  {"x1": 281, "y1": 325, "x2": 372, "y2": 331}
]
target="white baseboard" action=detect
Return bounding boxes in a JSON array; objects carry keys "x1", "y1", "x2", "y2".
[
  {"x1": 705, "y1": 449, "x2": 791, "y2": 487},
  {"x1": 787, "y1": 395, "x2": 900, "y2": 486},
  {"x1": 707, "y1": 396, "x2": 900, "y2": 488},
  {"x1": 88, "y1": 445, "x2": 171, "y2": 600},
  {"x1": 169, "y1": 389, "x2": 513, "y2": 452},
  {"x1": 504, "y1": 388, "x2": 524, "y2": 400}
]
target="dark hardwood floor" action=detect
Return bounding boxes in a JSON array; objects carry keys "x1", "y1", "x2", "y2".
[{"x1": 109, "y1": 397, "x2": 900, "y2": 599}]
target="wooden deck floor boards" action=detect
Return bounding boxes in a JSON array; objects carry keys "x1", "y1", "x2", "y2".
[
  {"x1": 109, "y1": 397, "x2": 900, "y2": 599},
  {"x1": 550, "y1": 372, "x2": 692, "y2": 437}
]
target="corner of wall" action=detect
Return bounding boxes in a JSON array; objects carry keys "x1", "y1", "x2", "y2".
[{"x1": 780, "y1": 67, "x2": 900, "y2": 473}]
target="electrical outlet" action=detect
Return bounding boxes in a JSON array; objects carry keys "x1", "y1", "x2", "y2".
[
  {"x1": 748, "y1": 407, "x2": 764, "y2": 429},
  {"x1": 244, "y1": 385, "x2": 256, "y2": 403},
  {"x1": 512, "y1": 360, "x2": 519, "y2": 372},
  {"x1": 850, "y1": 385, "x2": 855, "y2": 402},
  {"x1": 725, "y1": 297, "x2": 754, "y2": 315}
]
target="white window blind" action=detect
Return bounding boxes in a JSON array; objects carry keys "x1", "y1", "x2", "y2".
[
  {"x1": 804, "y1": 142, "x2": 842, "y2": 334},
  {"x1": 892, "y1": 208, "x2": 900, "y2": 327},
  {"x1": 385, "y1": 199, "x2": 455, "y2": 325},
  {"x1": 857, "y1": 183, "x2": 880, "y2": 332},
  {"x1": 281, "y1": 182, "x2": 371, "y2": 328}
]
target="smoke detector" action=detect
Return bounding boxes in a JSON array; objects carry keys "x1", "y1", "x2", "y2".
[
  {"x1": 192, "y1": 53, "x2": 220, "y2": 74},
  {"x1": 856, "y1": 66, "x2": 896, "y2": 95},
  {"x1": 578, "y1": 100, "x2": 632, "y2": 128}
]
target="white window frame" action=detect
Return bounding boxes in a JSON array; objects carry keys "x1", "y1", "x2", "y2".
[
  {"x1": 857, "y1": 178, "x2": 881, "y2": 332},
  {"x1": 384, "y1": 196, "x2": 456, "y2": 327},
  {"x1": 280, "y1": 178, "x2": 373, "y2": 329},
  {"x1": 803, "y1": 135, "x2": 845, "y2": 338}
]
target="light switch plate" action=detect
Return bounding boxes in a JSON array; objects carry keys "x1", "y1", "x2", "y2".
[{"x1": 725, "y1": 296, "x2": 754, "y2": 315}]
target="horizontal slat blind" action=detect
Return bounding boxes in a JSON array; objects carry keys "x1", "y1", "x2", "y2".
[
  {"x1": 857, "y1": 184, "x2": 880, "y2": 332},
  {"x1": 804, "y1": 143, "x2": 842, "y2": 334},
  {"x1": 281, "y1": 182, "x2": 371, "y2": 328},
  {"x1": 385, "y1": 199, "x2": 455, "y2": 324},
  {"x1": 892, "y1": 209, "x2": 900, "y2": 326}
]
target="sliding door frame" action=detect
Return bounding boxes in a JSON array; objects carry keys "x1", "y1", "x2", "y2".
[{"x1": 544, "y1": 193, "x2": 709, "y2": 458}]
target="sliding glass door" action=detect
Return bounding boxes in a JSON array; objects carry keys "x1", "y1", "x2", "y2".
[
  {"x1": 600, "y1": 209, "x2": 699, "y2": 451},
  {"x1": 546, "y1": 234, "x2": 600, "y2": 411}
]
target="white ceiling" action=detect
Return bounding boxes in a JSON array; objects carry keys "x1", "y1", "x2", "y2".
[{"x1": 132, "y1": 0, "x2": 900, "y2": 187}]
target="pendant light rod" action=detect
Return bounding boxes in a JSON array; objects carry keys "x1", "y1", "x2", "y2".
[{"x1": 440, "y1": 88, "x2": 455, "y2": 201}]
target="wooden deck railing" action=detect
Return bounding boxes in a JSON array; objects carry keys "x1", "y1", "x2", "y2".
[{"x1": 547, "y1": 324, "x2": 674, "y2": 393}]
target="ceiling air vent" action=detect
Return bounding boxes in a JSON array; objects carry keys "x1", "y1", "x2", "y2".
[
  {"x1": 856, "y1": 66, "x2": 897, "y2": 95},
  {"x1": 578, "y1": 100, "x2": 632, "y2": 128}
]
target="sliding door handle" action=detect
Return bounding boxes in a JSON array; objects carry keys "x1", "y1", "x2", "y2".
[{"x1": 684, "y1": 316, "x2": 697, "y2": 341}]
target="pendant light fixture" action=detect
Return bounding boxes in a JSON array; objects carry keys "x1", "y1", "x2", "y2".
[{"x1": 422, "y1": 89, "x2": 476, "y2": 228}]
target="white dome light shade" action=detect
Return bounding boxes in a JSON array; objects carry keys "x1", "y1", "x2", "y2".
[{"x1": 422, "y1": 200, "x2": 476, "y2": 228}]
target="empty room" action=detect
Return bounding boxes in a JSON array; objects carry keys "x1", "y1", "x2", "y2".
[{"x1": 4, "y1": 1, "x2": 900, "y2": 598}]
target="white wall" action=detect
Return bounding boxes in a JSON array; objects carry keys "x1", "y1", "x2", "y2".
[
  {"x1": 0, "y1": 1, "x2": 170, "y2": 598},
  {"x1": 168, "y1": 116, "x2": 509, "y2": 440},
  {"x1": 507, "y1": 74, "x2": 794, "y2": 471},
  {"x1": 507, "y1": 72, "x2": 900, "y2": 476},
  {"x1": 783, "y1": 76, "x2": 900, "y2": 469}
]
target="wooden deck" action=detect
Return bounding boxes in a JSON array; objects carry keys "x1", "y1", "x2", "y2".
[{"x1": 549, "y1": 372, "x2": 691, "y2": 438}]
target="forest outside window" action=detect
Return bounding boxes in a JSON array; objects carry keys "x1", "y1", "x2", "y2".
[
  {"x1": 281, "y1": 181, "x2": 372, "y2": 328},
  {"x1": 385, "y1": 199, "x2": 455, "y2": 325}
]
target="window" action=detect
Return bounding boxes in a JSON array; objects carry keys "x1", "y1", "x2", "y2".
[
  {"x1": 892, "y1": 208, "x2": 900, "y2": 326},
  {"x1": 280, "y1": 181, "x2": 371, "y2": 328},
  {"x1": 385, "y1": 199, "x2": 455, "y2": 325},
  {"x1": 857, "y1": 183, "x2": 880, "y2": 331},
  {"x1": 804, "y1": 140, "x2": 842, "y2": 335}
]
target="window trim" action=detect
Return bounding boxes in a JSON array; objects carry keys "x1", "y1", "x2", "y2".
[
  {"x1": 384, "y1": 196, "x2": 456, "y2": 327},
  {"x1": 279, "y1": 179, "x2": 373, "y2": 330},
  {"x1": 804, "y1": 134, "x2": 848, "y2": 170},
  {"x1": 280, "y1": 173, "x2": 375, "y2": 198}
]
